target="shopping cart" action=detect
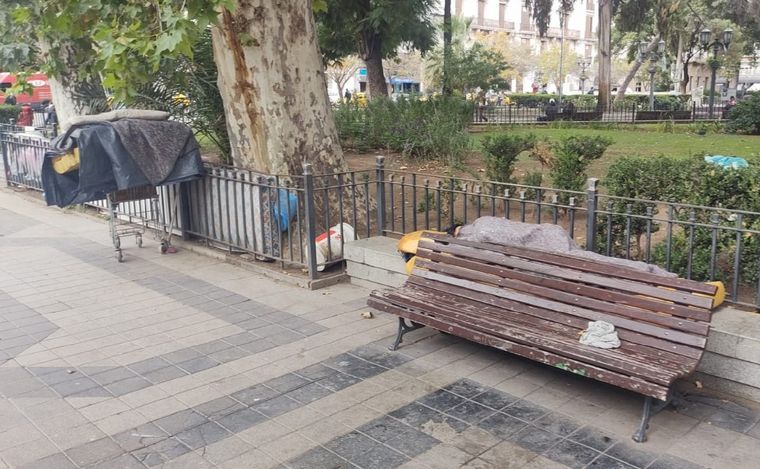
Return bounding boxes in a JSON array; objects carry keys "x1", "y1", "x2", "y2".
[{"x1": 107, "y1": 185, "x2": 159, "y2": 262}]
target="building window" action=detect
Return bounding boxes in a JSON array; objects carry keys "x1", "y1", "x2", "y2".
[
  {"x1": 587, "y1": 0, "x2": 594, "y2": 10},
  {"x1": 499, "y1": 1, "x2": 506, "y2": 28},
  {"x1": 585, "y1": 16, "x2": 593, "y2": 38},
  {"x1": 478, "y1": 0, "x2": 485, "y2": 25},
  {"x1": 585, "y1": 44, "x2": 593, "y2": 58}
]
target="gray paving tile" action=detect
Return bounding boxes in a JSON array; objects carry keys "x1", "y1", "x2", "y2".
[
  {"x1": 251, "y1": 394, "x2": 301, "y2": 418},
  {"x1": 194, "y1": 396, "x2": 246, "y2": 420},
  {"x1": 326, "y1": 431, "x2": 407, "y2": 469},
  {"x1": 385, "y1": 430, "x2": 439, "y2": 458},
  {"x1": 295, "y1": 363, "x2": 339, "y2": 381},
  {"x1": 91, "y1": 367, "x2": 140, "y2": 386},
  {"x1": 417, "y1": 389, "x2": 468, "y2": 412},
  {"x1": 162, "y1": 348, "x2": 204, "y2": 364},
  {"x1": 533, "y1": 412, "x2": 581, "y2": 437},
  {"x1": 446, "y1": 400, "x2": 496, "y2": 424},
  {"x1": 647, "y1": 454, "x2": 705, "y2": 469},
  {"x1": 477, "y1": 412, "x2": 529, "y2": 439},
  {"x1": 442, "y1": 379, "x2": 489, "y2": 399},
  {"x1": 266, "y1": 373, "x2": 312, "y2": 393},
  {"x1": 89, "y1": 453, "x2": 146, "y2": 469},
  {"x1": 285, "y1": 381, "x2": 334, "y2": 404},
  {"x1": 105, "y1": 376, "x2": 153, "y2": 396},
  {"x1": 175, "y1": 421, "x2": 231, "y2": 449},
  {"x1": 18, "y1": 452, "x2": 76, "y2": 469},
  {"x1": 358, "y1": 416, "x2": 415, "y2": 442},
  {"x1": 389, "y1": 402, "x2": 469, "y2": 433},
  {"x1": 502, "y1": 400, "x2": 550, "y2": 422},
  {"x1": 568, "y1": 425, "x2": 617, "y2": 452},
  {"x1": 287, "y1": 447, "x2": 352, "y2": 469},
  {"x1": 128, "y1": 357, "x2": 172, "y2": 375},
  {"x1": 154, "y1": 409, "x2": 209, "y2": 435},
  {"x1": 65, "y1": 437, "x2": 124, "y2": 467},
  {"x1": 587, "y1": 455, "x2": 636, "y2": 468},
  {"x1": 114, "y1": 423, "x2": 169, "y2": 452},
  {"x1": 544, "y1": 439, "x2": 601, "y2": 468},
  {"x1": 51, "y1": 376, "x2": 105, "y2": 397},
  {"x1": 192, "y1": 340, "x2": 233, "y2": 355},
  {"x1": 316, "y1": 371, "x2": 362, "y2": 392},
  {"x1": 143, "y1": 365, "x2": 188, "y2": 384},
  {"x1": 510, "y1": 426, "x2": 562, "y2": 453},
  {"x1": 707, "y1": 408, "x2": 757, "y2": 433},
  {"x1": 238, "y1": 339, "x2": 278, "y2": 354},
  {"x1": 471, "y1": 388, "x2": 517, "y2": 410},
  {"x1": 605, "y1": 442, "x2": 658, "y2": 468},
  {"x1": 208, "y1": 346, "x2": 249, "y2": 363},
  {"x1": 221, "y1": 332, "x2": 258, "y2": 346},
  {"x1": 176, "y1": 356, "x2": 220, "y2": 373},
  {"x1": 216, "y1": 408, "x2": 268, "y2": 433},
  {"x1": 231, "y1": 384, "x2": 280, "y2": 406},
  {"x1": 323, "y1": 353, "x2": 386, "y2": 379},
  {"x1": 131, "y1": 437, "x2": 191, "y2": 467}
]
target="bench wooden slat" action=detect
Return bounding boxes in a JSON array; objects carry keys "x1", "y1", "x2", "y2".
[
  {"x1": 406, "y1": 276, "x2": 704, "y2": 361},
  {"x1": 414, "y1": 263, "x2": 708, "y2": 349},
  {"x1": 369, "y1": 296, "x2": 671, "y2": 400},
  {"x1": 420, "y1": 249, "x2": 710, "y2": 335},
  {"x1": 381, "y1": 288, "x2": 689, "y2": 383},
  {"x1": 393, "y1": 283, "x2": 697, "y2": 375},
  {"x1": 419, "y1": 239, "x2": 714, "y2": 311},
  {"x1": 425, "y1": 233, "x2": 717, "y2": 296}
]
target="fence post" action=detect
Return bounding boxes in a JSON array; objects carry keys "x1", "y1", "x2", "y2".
[
  {"x1": 303, "y1": 163, "x2": 318, "y2": 280},
  {"x1": 585, "y1": 178, "x2": 599, "y2": 252},
  {"x1": 178, "y1": 182, "x2": 193, "y2": 240},
  {"x1": 0, "y1": 138, "x2": 9, "y2": 187},
  {"x1": 692, "y1": 102, "x2": 696, "y2": 122},
  {"x1": 375, "y1": 155, "x2": 386, "y2": 236},
  {"x1": 631, "y1": 103, "x2": 636, "y2": 124}
]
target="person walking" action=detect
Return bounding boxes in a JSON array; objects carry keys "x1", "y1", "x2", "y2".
[{"x1": 16, "y1": 103, "x2": 33, "y2": 126}]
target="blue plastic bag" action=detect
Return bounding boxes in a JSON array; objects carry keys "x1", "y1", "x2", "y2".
[
  {"x1": 272, "y1": 188, "x2": 298, "y2": 232},
  {"x1": 704, "y1": 155, "x2": 748, "y2": 170}
]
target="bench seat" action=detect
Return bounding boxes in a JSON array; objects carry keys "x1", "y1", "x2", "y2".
[{"x1": 368, "y1": 233, "x2": 716, "y2": 441}]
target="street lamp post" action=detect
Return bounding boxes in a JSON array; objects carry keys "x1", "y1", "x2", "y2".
[
  {"x1": 577, "y1": 58, "x2": 591, "y2": 94},
  {"x1": 699, "y1": 29, "x2": 733, "y2": 119},
  {"x1": 639, "y1": 39, "x2": 666, "y2": 111}
]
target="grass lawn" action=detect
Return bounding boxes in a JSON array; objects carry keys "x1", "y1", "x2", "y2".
[{"x1": 471, "y1": 125, "x2": 760, "y2": 180}]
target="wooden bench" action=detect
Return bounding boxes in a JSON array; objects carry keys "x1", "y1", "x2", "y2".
[{"x1": 368, "y1": 233, "x2": 717, "y2": 443}]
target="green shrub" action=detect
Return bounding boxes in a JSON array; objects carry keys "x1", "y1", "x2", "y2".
[
  {"x1": 0, "y1": 104, "x2": 19, "y2": 124},
  {"x1": 480, "y1": 133, "x2": 536, "y2": 182},
  {"x1": 549, "y1": 135, "x2": 612, "y2": 198},
  {"x1": 334, "y1": 96, "x2": 474, "y2": 163},
  {"x1": 522, "y1": 171, "x2": 544, "y2": 199},
  {"x1": 726, "y1": 93, "x2": 760, "y2": 135}
]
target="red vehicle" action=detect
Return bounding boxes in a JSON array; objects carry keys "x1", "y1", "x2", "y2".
[{"x1": 0, "y1": 73, "x2": 53, "y2": 105}]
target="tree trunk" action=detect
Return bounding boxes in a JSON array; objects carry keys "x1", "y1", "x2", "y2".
[
  {"x1": 614, "y1": 36, "x2": 660, "y2": 102},
  {"x1": 442, "y1": 0, "x2": 453, "y2": 96},
  {"x1": 211, "y1": 1, "x2": 347, "y2": 176},
  {"x1": 41, "y1": 42, "x2": 106, "y2": 129},
  {"x1": 364, "y1": 46, "x2": 388, "y2": 99},
  {"x1": 597, "y1": 0, "x2": 612, "y2": 110}
]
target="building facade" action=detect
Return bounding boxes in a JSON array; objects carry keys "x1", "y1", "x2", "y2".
[{"x1": 435, "y1": 0, "x2": 599, "y2": 93}]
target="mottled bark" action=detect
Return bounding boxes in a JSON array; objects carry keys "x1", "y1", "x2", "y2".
[
  {"x1": 41, "y1": 42, "x2": 106, "y2": 129},
  {"x1": 615, "y1": 36, "x2": 660, "y2": 102},
  {"x1": 597, "y1": 0, "x2": 612, "y2": 110},
  {"x1": 211, "y1": 0, "x2": 347, "y2": 176},
  {"x1": 442, "y1": 0, "x2": 453, "y2": 96}
]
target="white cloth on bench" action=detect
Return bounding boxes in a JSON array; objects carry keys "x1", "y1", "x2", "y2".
[{"x1": 580, "y1": 321, "x2": 621, "y2": 349}]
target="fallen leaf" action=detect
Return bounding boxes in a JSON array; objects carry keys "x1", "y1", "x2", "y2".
[
  {"x1": 361, "y1": 311, "x2": 374, "y2": 319},
  {"x1": 695, "y1": 380, "x2": 703, "y2": 389}
]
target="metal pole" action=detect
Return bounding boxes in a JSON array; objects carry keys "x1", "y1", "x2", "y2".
[
  {"x1": 375, "y1": 155, "x2": 386, "y2": 236},
  {"x1": 708, "y1": 48, "x2": 718, "y2": 119},
  {"x1": 585, "y1": 178, "x2": 599, "y2": 252},
  {"x1": 649, "y1": 66, "x2": 656, "y2": 111},
  {"x1": 558, "y1": 13, "x2": 566, "y2": 109},
  {"x1": 303, "y1": 163, "x2": 318, "y2": 280}
]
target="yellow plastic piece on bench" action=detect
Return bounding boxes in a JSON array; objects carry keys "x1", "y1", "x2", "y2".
[
  {"x1": 405, "y1": 256, "x2": 418, "y2": 275},
  {"x1": 698, "y1": 281, "x2": 725, "y2": 308},
  {"x1": 397, "y1": 230, "x2": 444, "y2": 255},
  {"x1": 51, "y1": 148, "x2": 80, "y2": 174}
]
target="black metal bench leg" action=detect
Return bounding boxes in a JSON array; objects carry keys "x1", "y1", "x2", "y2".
[
  {"x1": 389, "y1": 318, "x2": 424, "y2": 351},
  {"x1": 632, "y1": 392, "x2": 677, "y2": 443},
  {"x1": 632, "y1": 396, "x2": 653, "y2": 443}
]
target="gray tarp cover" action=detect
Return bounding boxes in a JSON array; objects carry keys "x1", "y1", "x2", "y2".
[
  {"x1": 42, "y1": 119, "x2": 204, "y2": 207},
  {"x1": 457, "y1": 217, "x2": 674, "y2": 277}
]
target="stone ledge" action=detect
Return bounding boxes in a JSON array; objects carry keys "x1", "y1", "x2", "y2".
[{"x1": 344, "y1": 236, "x2": 406, "y2": 274}]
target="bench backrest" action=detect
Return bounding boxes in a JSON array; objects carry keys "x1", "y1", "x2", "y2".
[{"x1": 412, "y1": 233, "x2": 715, "y2": 365}]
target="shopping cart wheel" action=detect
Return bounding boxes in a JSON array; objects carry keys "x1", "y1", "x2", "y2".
[
  {"x1": 160, "y1": 241, "x2": 168, "y2": 254},
  {"x1": 136, "y1": 235, "x2": 143, "y2": 248},
  {"x1": 116, "y1": 250, "x2": 123, "y2": 262},
  {"x1": 114, "y1": 237, "x2": 121, "y2": 249}
]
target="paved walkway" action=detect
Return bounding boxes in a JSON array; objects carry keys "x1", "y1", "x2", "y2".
[{"x1": 1, "y1": 189, "x2": 759, "y2": 469}]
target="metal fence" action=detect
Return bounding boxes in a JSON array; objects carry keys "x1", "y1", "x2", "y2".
[
  {"x1": 4, "y1": 129, "x2": 760, "y2": 306},
  {"x1": 472, "y1": 102, "x2": 728, "y2": 124}
]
